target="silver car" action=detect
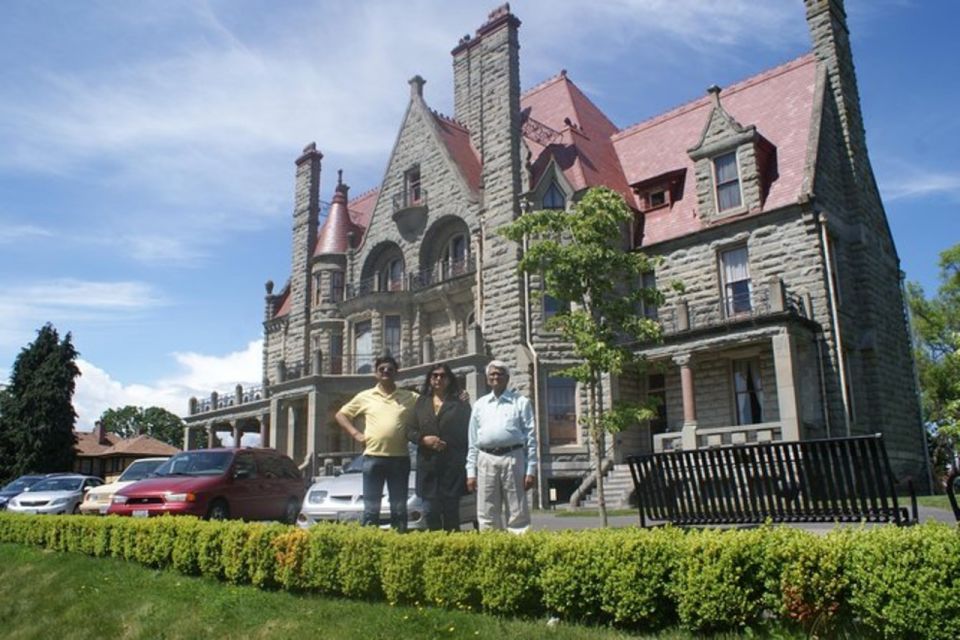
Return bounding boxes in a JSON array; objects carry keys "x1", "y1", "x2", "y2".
[
  {"x1": 297, "y1": 453, "x2": 477, "y2": 530},
  {"x1": 6, "y1": 474, "x2": 103, "y2": 515}
]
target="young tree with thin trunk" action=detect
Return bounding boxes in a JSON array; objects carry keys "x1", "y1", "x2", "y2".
[{"x1": 501, "y1": 187, "x2": 667, "y2": 525}]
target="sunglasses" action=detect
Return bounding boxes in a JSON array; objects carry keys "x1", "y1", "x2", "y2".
[{"x1": 377, "y1": 366, "x2": 396, "y2": 373}]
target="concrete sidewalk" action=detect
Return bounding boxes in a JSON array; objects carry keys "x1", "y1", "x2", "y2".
[{"x1": 530, "y1": 505, "x2": 956, "y2": 532}]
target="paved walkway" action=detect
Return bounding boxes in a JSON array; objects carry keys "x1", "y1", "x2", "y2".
[{"x1": 530, "y1": 505, "x2": 955, "y2": 532}]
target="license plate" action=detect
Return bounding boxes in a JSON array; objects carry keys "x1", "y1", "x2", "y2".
[{"x1": 132, "y1": 509, "x2": 149, "y2": 518}]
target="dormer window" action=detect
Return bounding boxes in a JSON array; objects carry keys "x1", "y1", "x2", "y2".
[
  {"x1": 648, "y1": 190, "x2": 667, "y2": 208},
  {"x1": 714, "y1": 152, "x2": 742, "y2": 212},
  {"x1": 543, "y1": 182, "x2": 566, "y2": 210}
]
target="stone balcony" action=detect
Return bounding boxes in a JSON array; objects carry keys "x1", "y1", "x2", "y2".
[
  {"x1": 343, "y1": 253, "x2": 475, "y2": 304},
  {"x1": 655, "y1": 278, "x2": 808, "y2": 337},
  {"x1": 188, "y1": 384, "x2": 266, "y2": 416},
  {"x1": 391, "y1": 188, "x2": 428, "y2": 235},
  {"x1": 654, "y1": 421, "x2": 786, "y2": 453}
]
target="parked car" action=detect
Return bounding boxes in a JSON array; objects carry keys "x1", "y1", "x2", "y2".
[
  {"x1": 5, "y1": 475, "x2": 104, "y2": 515},
  {"x1": 297, "y1": 447, "x2": 477, "y2": 531},
  {"x1": 79, "y1": 457, "x2": 169, "y2": 515},
  {"x1": 0, "y1": 474, "x2": 48, "y2": 511},
  {"x1": 107, "y1": 448, "x2": 305, "y2": 522}
]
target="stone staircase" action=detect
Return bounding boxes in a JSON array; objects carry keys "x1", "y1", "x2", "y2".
[{"x1": 580, "y1": 463, "x2": 635, "y2": 509}]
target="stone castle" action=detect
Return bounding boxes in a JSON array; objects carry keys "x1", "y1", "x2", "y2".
[{"x1": 184, "y1": 0, "x2": 930, "y2": 505}]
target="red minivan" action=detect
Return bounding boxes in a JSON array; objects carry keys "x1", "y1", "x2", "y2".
[{"x1": 108, "y1": 448, "x2": 304, "y2": 523}]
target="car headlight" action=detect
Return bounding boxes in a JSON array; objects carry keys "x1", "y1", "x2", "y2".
[
  {"x1": 9, "y1": 499, "x2": 19, "y2": 507},
  {"x1": 164, "y1": 492, "x2": 196, "y2": 503},
  {"x1": 84, "y1": 493, "x2": 97, "y2": 503},
  {"x1": 112, "y1": 495, "x2": 129, "y2": 504},
  {"x1": 308, "y1": 490, "x2": 328, "y2": 504}
]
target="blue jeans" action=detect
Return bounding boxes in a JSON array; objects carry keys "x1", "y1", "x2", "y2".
[{"x1": 361, "y1": 455, "x2": 410, "y2": 531}]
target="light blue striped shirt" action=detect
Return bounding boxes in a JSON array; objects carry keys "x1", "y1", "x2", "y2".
[{"x1": 466, "y1": 389, "x2": 537, "y2": 477}]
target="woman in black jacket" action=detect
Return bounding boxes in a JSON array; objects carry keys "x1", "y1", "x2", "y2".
[{"x1": 410, "y1": 363, "x2": 471, "y2": 531}]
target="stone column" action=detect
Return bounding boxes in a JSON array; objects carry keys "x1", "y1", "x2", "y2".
[
  {"x1": 674, "y1": 353, "x2": 698, "y2": 450},
  {"x1": 772, "y1": 330, "x2": 802, "y2": 441},
  {"x1": 232, "y1": 421, "x2": 242, "y2": 448},
  {"x1": 259, "y1": 414, "x2": 270, "y2": 449},
  {"x1": 287, "y1": 404, "x2": 299, "y2": 462},
  {"x1": 269, "y1": 397, "x2": 282, "y2": 450},
  {"x1": 305, "y1": 390, "x2": 318, "y2": 476},
  {"x1": 206, "y1": 423, "x2": 216, "y2": 449}
]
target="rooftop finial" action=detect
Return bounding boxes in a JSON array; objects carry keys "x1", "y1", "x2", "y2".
[
  {"x1": 409, "y1": 75, "x2": 426, "y2": 99},
  {"x1": 337, "y1": 169, "x2": 343, "y2": 186},
  {"x1": 707, "y1": 84, "x2": 722, "y2": 108}
]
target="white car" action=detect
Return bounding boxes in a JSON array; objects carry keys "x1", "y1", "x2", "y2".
[
  {"x1": 6, "y1": 475, "x2": 103, "y2": 515},
  {"x1": 79, "y1": 457, "x2": 169, "y2": 515},
  {"x1": 297, "y1": 453, "x2": 477, "y2": 531}
]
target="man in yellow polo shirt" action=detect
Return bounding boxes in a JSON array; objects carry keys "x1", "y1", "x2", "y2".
[{"x1": 335, "y1": 355, "x2": 417, "y2": 531}]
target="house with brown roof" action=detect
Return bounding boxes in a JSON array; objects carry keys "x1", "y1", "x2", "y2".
[
  {"x1": 74, "y1": 422, "x2": 179, "y2": 481},
  {"x1": 183, "y1": 0, "x2": 929, "y2": 505}
]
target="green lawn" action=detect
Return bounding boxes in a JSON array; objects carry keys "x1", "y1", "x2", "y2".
[
  {"x1": 0, "y1": 543, "x2": 804, "y2": 640},
  {"x1": 917, "y1": 494, "x2": 954, "y2": 511}
]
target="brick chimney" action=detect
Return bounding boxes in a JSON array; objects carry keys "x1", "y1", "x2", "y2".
[
  {"x1": 287, "y1": 142, "x2": 323, "y2": 372},
  {"x1": 93, "y1": 420, "x2": 110, "y2": 446}
]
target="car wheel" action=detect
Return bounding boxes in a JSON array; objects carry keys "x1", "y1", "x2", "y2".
[
  {"x1": 282, "y1": 498, "x2": 299, "y2": 525},
  {"x1": 206, "y1": 499, "x2": 230, "y2": 521},
  {"x1": 72, "y1": 504, "x2": 80, "y2": 515}
]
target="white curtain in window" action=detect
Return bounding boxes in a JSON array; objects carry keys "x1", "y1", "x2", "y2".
[
  {"x1": 733, "y1": 359, "x2": 764, "y2": 425},
  {"x1": 355, "y1": 322, "x2": 372, "y2": 373},
  {"x1": 722, "y1": 247, "x2": 749, "y2": 284}
]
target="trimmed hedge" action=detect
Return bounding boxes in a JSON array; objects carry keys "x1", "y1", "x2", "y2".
[{"x1": 0, "y1": 513, "x2": 957, "y2": 637}]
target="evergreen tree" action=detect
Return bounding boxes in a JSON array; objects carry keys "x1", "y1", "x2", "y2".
[{"x1": 0, "y1": 324, "x2": 80, "y2": 479}]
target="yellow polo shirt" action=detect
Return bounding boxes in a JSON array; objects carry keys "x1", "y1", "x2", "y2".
[{"x1": 338, "y1": 386, "x2": 418, "y2": 456}]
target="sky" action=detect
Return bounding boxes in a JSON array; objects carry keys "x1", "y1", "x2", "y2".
[{"x1": 0, "y1": 0, "x2": 956, "y2": 431}]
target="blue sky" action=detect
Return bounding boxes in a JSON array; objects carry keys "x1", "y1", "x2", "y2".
[{"x1": 0, "y1": 0, "x2": 956, "y2": 429}]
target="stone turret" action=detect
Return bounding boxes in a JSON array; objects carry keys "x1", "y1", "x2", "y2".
[{"x1": 287, "y1": 142, "x2": 323, "y2": 372}]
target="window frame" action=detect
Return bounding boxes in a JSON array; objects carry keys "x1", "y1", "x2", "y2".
[
  {"x1": 405, "y1": 165, "x2": 422, "y2": 206},
  {"x1": 383, "y1": 315, "x2": 402, "y2": 357},
  {"x1": 330, "y1": 271, "x2": 344, "y2": 303},
  {"x1": 719, "y1": 245, "x2": 753, "y2": 317},
  {"x1": 546, "y1": 375, "x2": 578, "y2": 446},
  {"x1": 731, "y1": 357, "x2": 764, "y2": 426},
  {"x1": 354, "y1": 320, "x2": 373, "y2": 374},
  {"x1": 542, "y1": 181, "x2": 566, "y2": 210},
  {"x1": 713, "y1": 150, "x2": 744, "y2": 213}
]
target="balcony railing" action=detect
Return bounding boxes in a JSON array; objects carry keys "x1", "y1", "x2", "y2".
[
  {"x1": 190, "y1": 384, "x2": 265, "y2": 416},
  {"x1": 344, "y1": 256, "x2": 475, "y2": 301},
  {"x1": 655, "y1": 280, "x2": 806, "y2": 336},
  {"x1": 409, "y1": 254, "x2": 475, "y2": 290},
  {"x1": 654, "y1": 421, "x2": 786, "y2": 453},
  {"x1": 392, "y1": 187, "x2": 427, "y2": 213}
]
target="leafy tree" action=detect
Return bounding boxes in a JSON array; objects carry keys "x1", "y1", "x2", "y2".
[
  {"x1": 99, "y1": 405, "x2": 185, "y2": 448},
  {"x1": 0, "y1": 324, "x2": 80, "y2": 481},
  {"x1": 907, "y1": 243, "x2": 960, "y2": 484},
  {"x1": 501, "y1": 187, "x2": 666, "y2": 525}
]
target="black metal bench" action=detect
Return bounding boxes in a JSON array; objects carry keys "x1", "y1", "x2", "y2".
[
  {"x1": 626, "y1": 434, "x2": 917, "y2": 527},
  {"x1": 943, "y1": 460, "x2": 960, "y2": 522}
]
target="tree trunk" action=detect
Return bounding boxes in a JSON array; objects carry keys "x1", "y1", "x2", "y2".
[{"x1": 588, "y1": 377, "x2": 608, "y2": 527}]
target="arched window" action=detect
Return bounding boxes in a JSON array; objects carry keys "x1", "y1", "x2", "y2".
[
  {"x1": 379, "y1": 258, "x2": 404, "y2": 292},
  {"x1": 442, "y1": 233, "x2": 468, "y2": 277},
  {"x1": 543, "y1": 182, "x2": 566, "y2": 210}
]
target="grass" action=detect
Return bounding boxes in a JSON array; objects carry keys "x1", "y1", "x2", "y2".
[
  {"x1": 917, "y1": 494, "x2": 954, "y2": 511},
  {"x1": 0, "y1": 542, "x2": 806, "y2": 640}
]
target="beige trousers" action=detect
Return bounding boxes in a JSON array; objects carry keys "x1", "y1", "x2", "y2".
[{"x1": 476, "y1": 448, "x2": 530, "y2": 533}]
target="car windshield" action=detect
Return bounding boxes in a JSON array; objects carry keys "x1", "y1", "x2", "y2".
[
  {"x1": 29, "y1": 478, "x2": 83, "y2": 492},
  {"x1": 2, "y1": 476, "x2": 42, "y2": 492},
  {"x1": 154, "y1": 451, "x2": 233, "y2": 477},
  {"x1": 117, "y1": 459, "x2": 166, "y2": 482}
]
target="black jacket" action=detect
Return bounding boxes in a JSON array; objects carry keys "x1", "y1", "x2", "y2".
[{"x1": 409, "y1": 394, "x2": 470, "y2": 499}]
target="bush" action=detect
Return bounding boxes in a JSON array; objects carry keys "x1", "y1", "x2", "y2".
[{"x1": 0, "y1": 511, "x2": 958, "y2": 638}]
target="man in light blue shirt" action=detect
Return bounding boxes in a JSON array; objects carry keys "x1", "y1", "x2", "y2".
[{"x1": 466, "y1": 360, "x2": 537, "y2": 532}]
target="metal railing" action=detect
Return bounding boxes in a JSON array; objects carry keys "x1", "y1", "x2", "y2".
[
  {"x1": 409, "y1": 254, "x2": 475, "y2": 290},
  {"x1": 392, "y1": 187, "x2": 428, "y2": 212}
]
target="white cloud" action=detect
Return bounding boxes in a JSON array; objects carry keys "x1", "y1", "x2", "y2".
[
  {"x1": 882, "y1": 171, "x2": 960, "y2": 201},
  {"x1": 0, "y1": 223, "x2": 53, "y2": 244},
  {"x1": 73, "y1": 340, "x2": 263, "y2": 431},
  {"x1": 0, "y1": 278, "x2": 166, "y2": 352}
]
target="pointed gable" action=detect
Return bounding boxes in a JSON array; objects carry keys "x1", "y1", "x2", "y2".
[
  {"x1": 432, "y1": 112, "x2": 482, "y2": 193},
  {"x1": 520, "y1": 71, "x2": 635, "y2": 206}
]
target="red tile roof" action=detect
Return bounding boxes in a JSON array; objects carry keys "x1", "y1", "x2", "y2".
[
  {"x1": 520, "y1": 71, "x2": 636, "y2": 206},
  {"x1": 272, "y1": 281, "x2": 291, "y2": 318},
  {"x1": 75, "y1": 432, "x2": 179, "y2": 457},
  {"x1": 612, "y1": 54, "x2": 817, "y2": 245},
  {"x1": 315, "y1": 178, "x2": 363, "y2": 256},
  {"x1": 432, "y1": 111, "x2": 482, "y2": 193},
  {"x1": 347, "y1": 187, "x2": 378, "y2": 230}
]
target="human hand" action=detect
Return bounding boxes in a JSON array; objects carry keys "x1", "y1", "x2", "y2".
[
  {"x1": 523, "y1": 474, "x2": 535, "y2": 490},
  {"x1": 466, "y1": 478, "x2": 477, "y2": 493},
  {"x1": 422, "y1": 435, "x2": 446, "y2": 451},
  {"x1": 352, "y1": 431, "x2": 367, "y2": 444},
  {"x1": 458, "y1": 389, "x2": 470, "y2": 403}
]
